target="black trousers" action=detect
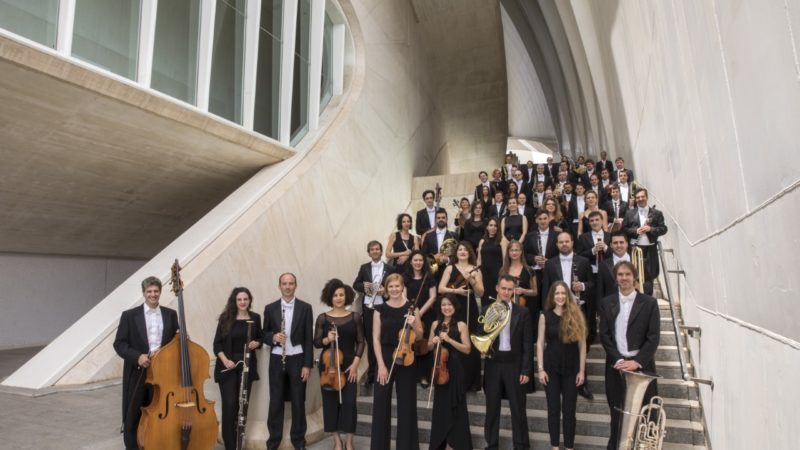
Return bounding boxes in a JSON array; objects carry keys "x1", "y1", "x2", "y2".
[
  {"x1": 583, "y1": 272, "x2": 599, "y2": 340},
  {"x1": 604, "y1": 364, "x2": 657, "y2": 450},
  {"x1": 484, "y1": 357, "x2": 529, "y2": 450},
  {"x1": 544, "y1": 371, "x2": 578, "y2": 448},
  {"x1": 267, "y1": 354, "x2": 307, "y2": 449},
  {"x1": 370, "y1": 351, "x2": 419, "y2": 450},
  {"x1": 361, "y1": 303, "x2": 377, "y2": 383},
  {"x1": 218, "y1": 371, "x2": 254, "y2": 450},
  {"x1": 640, "y1": 244, "x2": 659, "y2": 296},
  {"x1": 122, "y1": 367, "x2": 152, "y2": 450},
  {"x1": 320, "y1": 378, "x2": 358, "y2": 433}
]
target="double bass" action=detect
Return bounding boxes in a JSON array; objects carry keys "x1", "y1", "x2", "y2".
[{"x1": 137, "y1": 260, "x2": 218, "y2": 450}]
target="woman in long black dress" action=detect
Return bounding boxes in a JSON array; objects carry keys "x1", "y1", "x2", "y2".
[
  {"x1": 438, "y1": 242, "x2": 484, "y2": 392},
  {"x1": 536, "y1": 281, "x2": 587, "y2": 450},
  {"x1": 543, "y1": 197, "x2": 569, "y2": 234},
  {"x1": 501, "y1": 196, "x2": 528, "y2": 241},
  {"x1": 477, "y1": 217, "x2": 507, "y2": 302},
  {"x1": 461, "y1": 201, "x2": 487, "y2": 250},
  {"x1": 213, "y1": 287, "x2": 263, "y2": 450},
  {"x1": 313, "y1": 279, "x2": 364, "y2": 450},
  {"x1": 371, "y1": 273, "x2": 423, "y2": 450},
  {"x1": 403, "y1": 250, "x2": 437, "y2": 387},
  {"x1": 386, "y1": 213, "x2": 419, "y2": 273},
  {"x1": 427, "y1": 296, "x2": 473, "y2": 450}
]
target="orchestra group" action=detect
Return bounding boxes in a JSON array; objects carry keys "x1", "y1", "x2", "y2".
[{"x1": 113, "y1": 152, "x2": 667, "y2": 450}]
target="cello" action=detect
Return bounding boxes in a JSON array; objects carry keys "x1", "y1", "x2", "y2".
[{"x1": 137, "y1": 260, "x2": 218, "y2": 450}]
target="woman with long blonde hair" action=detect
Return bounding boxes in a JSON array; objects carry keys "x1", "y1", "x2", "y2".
[{"x1": 536, "y1": 281, "x2": 587, "y2": 450}]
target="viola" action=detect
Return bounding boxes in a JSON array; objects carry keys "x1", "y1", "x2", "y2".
[
  {"x1": 391, "y1": 304, "x2": 417, "y2": 368},
  {"x1": 137, "y1": 260, "x2": 217, "y2": 450},
  {"x1": 432, "y1": 323, "x2": 450, "y2": 386},
  {"x1": 320, "y1": 321, "x2": 346, "y2": 397}
]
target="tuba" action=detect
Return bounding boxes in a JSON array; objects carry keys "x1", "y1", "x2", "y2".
[
  {"x1": 617, "y1": 370, "x2": 666, "y2": 450},
  {"x1": 428, "y1": 237, "x2": 458, "y2": 274},
  {"x1": 470, "y1": 298, "x2": 511, "y2": 357}
]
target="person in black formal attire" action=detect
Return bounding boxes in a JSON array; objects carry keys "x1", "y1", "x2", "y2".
[
  {"x1": 546, "y1": 156, "x2": 559, "y2": 180},
  {"x1": 576, "y1": 211, "x2": 612, "y2": 344},
  {"x1": 462, "y1": 201, "x2": 488, "y2": 250},
  {"x1": 600, "y1": 168, "x2": 613, "y2": 192},
  {"x1": 541, "y1": 231, "x2": 595, "y2": 400},
  {"x1": 598, "y1": 232, "x2": 630, "y2": 298},
  {"x1": 427, "y1": 296, "x2": 474, "y2": 450},
  {"x1": 582, "y1": 159, "x2": 597, "y2": 188},
  {"x1": 421, "y1": 209, "x2": 459, "y2": 283},
  {"x1": 612, "y1": 157, "x2": 634, "y2": 182},
  {"x1": 371, "y1": 273, "x2": 424, "y2": 450},
  {"x1": 543, "y1": 197, "x2": 568, "y2": 234},
  {"x1": 490, "y1": 168, "x2": 507, "y2": 198},
  {"x1": 616, "y1": 170, "x2": 633, "y2": 208},
  {"x1": 353, "y1": 240, "x2": 395, "y2": 385},
  {"x1": 501, "y1": 196, "x2": 528, "y2": 242},
  {"x1": 588, "y1": 173, "x2": 606, "y2": 204},
  {"x1": 524, "y1": 210, "x2": 559, "y2": 304},
  {"x1": 530, "y1": 180, "x2": 547, "y2": 210},
  {"x1": 501, "y1": 153, "x2": 515, "y2": 181},
  {"x1": 623, "y1": 189, "x2": 668, "y2": 296},
  {"x1": 482, "y1": 275, "x2": 533, "y2": 450},
  {"x1": 415, "y1": 189, "x2": 439, "y2": 236},
  {"x1": 537, "y1": 281, "x2": 587, "y2": 450},
  {"x1": 602, "y1": 183, "x2": 629, "y2": 232},
  {"x1": 509, "y1": 168, "x2": 530, "y2": 199},
  {"x1": 599, "y1": 261, "x2": 660, "y2": 450},
  {"x1": 597, "y1": 150, "x2": 614, "y2": 176},
  {"x1": 567, "y1": 183, "x2": 587, "y2": 237},
  {"x1": 213, "y1": 287, "x2": 263, "y2": 450},
  {"x1": 386, "y1": 213, "x2": 419, "y2": 273},
  {"x1": 531, "y1": 163, "x2": 552, "y2": 189},
  {"x1": 487, "y1": 190, "x2": 506, "y2": 218},
  {"x1": 560, "y1": 182, "x2": 574, "y2": 221},
  {"x1": 474, "y1": 170, "x2": 494, "y2": 201},
  {"x1": 313, "y1": 279, "x2": 364, "y2": 450},
  {"x1": 477, "y1": 184, "x2": 493, "y2": 209},
  {"x1": 516, "y1": 192, "x2": 535, "y2": 226},
  {"x1": 577, "y1": 190, "x2": 608, "y2": 236},
  {"x1": 263, "y1": 273, "x2": 314, "y2": 450},
  {"x1": 477, "y1": 217, "x2": 507, "y2": 302},
  {"x1": 404, "y1": 250, "x2": 438, "y2": 386},
  {"x1": 113, "y1": 276, "x2": 180, "y2": 450}
]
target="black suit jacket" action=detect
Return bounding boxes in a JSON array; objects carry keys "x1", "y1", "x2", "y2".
[
  {"x1": 541, "y1": 254, "x2": 594, "y2": 301},
  {"x1": 213, "y1": 311, "x2": 263, "y2": 382},
  {"x1": 487, "y1": 202, "x2": 507, "y2": 218},
  {"x1": 482, "y1": 302, "x2": 533, "y2": 376},
  {"x1": 262, "y1": 299, "x2": 314, "y2": 368},
  {"x1": 611, "y1": 168, "x2": 635, "y2": 182},
  {"x1": 415, "y1": 207, "x2": 433, "y2": 236},
  {"x1": 598, "y1": 292, "x2": 660, "y2": 371},
  {"x1": 474, "y1": 183, "x2": 495, "y2": 202},
  {"x1": 598, "y1": 256, "x2": 629, "y2": 298},
  {"x1": 576, "y1": 231, "x2": 612, "y2": 266},
  {"x1": 522, "y1": 227, "x2": 559, "y2": 266},
  {"x1": 421, "y1": 229, "x2": 459, "y2": 257},
  {"x1": 113, "y1": 305, "x2": 180, "y2": 422},
  {"x1": 597, "y1": 159, "x2": 614, "y2": 176},
  {"x1": 623, "y1": 207, "x2": 667, "y2": 244},
  {"x1": 602, "y1": 198, "x2": 629, "y2": 223},
  {"x1": 353, "y1": 261, "x2": 396, "y2": 299}
]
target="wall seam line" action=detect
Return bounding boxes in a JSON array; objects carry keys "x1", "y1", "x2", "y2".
[{"x1": 696, "y1": 305, "x2": 800, "y2": 350}]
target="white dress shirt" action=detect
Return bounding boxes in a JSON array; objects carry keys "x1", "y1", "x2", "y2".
[
  {"x1": 560, "y1": 253, "x2": 574, "y2": 287},
  {"x1": 273, "y1": 298, "x2": 304, "y2": 356},
  {"x1": 637, "y1": 207, "x2": 652, "y2": 246},
  {"x1": 498, "y1": 303, "x2": 512, "y2": 351},
  {"x1": 613, "y1": 253, "x2": 631, "y2": 265},
  {"x1": 426, "y1": 207, "x2": 436, "y2": 229},
  {"x1": 366, "y1": 261, "x2": 386, "y2": 306},
  {"x1": 143, "y1": 304, "x2": 163, "y2": 355},
  {"x1": 436, "y1": 227, "x2": 447, "y2": 249},
  {"x1": 611, "y1": 199, "x2": 621, "y2": 219},
  {"x1": 619, "y1": 183, "x2": 629, "y2": 203},
  {"x1": 615, "y1": 290, "x2": 639, "y2": 359}
]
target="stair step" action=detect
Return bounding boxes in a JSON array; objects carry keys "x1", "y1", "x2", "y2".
[
  {"x1": 354, "y1": 414, "x2": 706, "y2": 449},
  {"x1": 587, "y1": 344, "x2": 683, "y2": 361}
]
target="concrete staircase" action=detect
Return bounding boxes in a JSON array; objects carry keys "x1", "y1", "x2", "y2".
[{"x1": 354, "y1": 302, "x2": 709, "y2": 449}]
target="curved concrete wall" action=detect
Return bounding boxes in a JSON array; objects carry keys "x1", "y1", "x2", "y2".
[{"x1": 559, "y1": 1, "x2": 800, "y2": 448}]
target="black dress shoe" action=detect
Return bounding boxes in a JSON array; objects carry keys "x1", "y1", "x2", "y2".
[{"x1": 578, "y1": 384, "x2": 594, "y2": 400}]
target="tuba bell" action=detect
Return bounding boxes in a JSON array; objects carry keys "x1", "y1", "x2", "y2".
[
  {"x1": 616, "y1": 370, "x2": 666, "y2": 450},
  {"x1": 428, "y1": 237, "x2": 458, "y2": 274},
  {"x1": 470, "y1": 298, "x2": 511, "y2": 357}
]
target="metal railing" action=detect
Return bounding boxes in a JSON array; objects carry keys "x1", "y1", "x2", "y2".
[{"x1": 657, "y1": 242, "x2": 714, "y2": 389}]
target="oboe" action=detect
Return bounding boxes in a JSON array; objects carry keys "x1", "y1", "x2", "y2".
[
  {"x1": 281, "y1": 307, "x2": 287, "y2": 370},
  {"x1": 235, "y1": 320, "x2": 254, "y2": 450}
]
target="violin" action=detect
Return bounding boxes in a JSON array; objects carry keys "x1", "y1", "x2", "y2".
[
  {"x1": 320, "y1": 321, "x2": 346, "y2": 401},
  {"x1": 432, "y1": 323, "x2": 450, "y2": 386},
  {"x1": 137, "y1": 260, "x2": 217, "y2": 450},
  {"x1": 391, "y1": 303, "x2": 417, "y2": 369}
]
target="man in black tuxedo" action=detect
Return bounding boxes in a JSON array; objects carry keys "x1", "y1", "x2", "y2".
[
  {"x1": 516, "y1": 192, "x2": 535, "y2": 225},
  {"x1": 532, "y1": 163, "x2": 552, "y2": 189},
  {"x1": 542, "y1": 231, "x2": 595, "y2": 399},
  {"x1": 530, "y1": 181, "x2": 547, "y2": 210},
  {"x1": 576, "y1": 211, "x2": 612, "y2": 344},
  {"x1": 474, "y1": 170, "x2": 494, "y2": 201},
  {"x1": 623, "y1": 188, "x2": 668, "y2": 296},
  {"x1": 599, "y1": 168, "x2": 613, "y2": 192},
  {"x1": 113, "y1": 276, "x2": 180, "y2": 450},
  {"x1": 483, "y1": 275, "x2": 533, "y2": 450},
  {"x1": 566, "y1": 183, "x2": 587, "y2": 237},
  {"x1": 603, "y1": 183, "x2": 629, "y2": 232},
  {"x1": 612, "y1": 157, "x2": 635, "y2": 182},
  {"x1": 598, "y1": 232, "x2": 630, "y2": 298},
  {"x1": 510, "y1": 168, "x2": 531, "y2": 198},
  {"x1": 421, "y1": 209, "x2": 459, "y2": 283},
  {"x1": 263, "y1": 273, "x2": 314, "y2": 450},
  {"x1": 353, "y1": 240, "x2": 395, "y2": 384},
  {"x1": 597, "y1": 150, "x2": 614, "y2": 176},
  {"x1": 581, "y1": 159, "x2": 597, "y2": 188},
  {"x1": 522, "y1": 160, "x2": 535, "y2": 183},
  {"x1": 487, "y1": 190, "x2": 506, "y2": 218},
  {"x1": 415, "y1": 189, "x2": 438, "y2": 236},
  {"x1": 523, "y1": 210, "x2": 559, "y2": 339},
  {"x1": 599, "y1": 261, "x2": 660, "y2": 450}
]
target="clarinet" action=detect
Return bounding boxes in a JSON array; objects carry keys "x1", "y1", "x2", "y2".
[
  {"x1": 281, "y1": 307, "x2": 287, "y2": 370},
  {"x1": 572, "y1": 262, "x2": 583, "y2": 305},
  {"x1": 235, "y1": 320, "x2": 254, "y2": 450}
]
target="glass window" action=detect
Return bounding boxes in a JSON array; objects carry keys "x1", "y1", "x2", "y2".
[
  {"x1": 209, "y1": 0, "x2": 246, "y2": 125},
  {"x1": 72, "y1": 0, "x2": 141, "y2": 80},
  {"x1": 290, "y1": 0, "x2": 311, "y2": 145},
  {"x1": 0, "y1": 0, "x2": 58, "y2": 48},
  {"x1": 253, "y1": 0, "x2": 282, "y2": 138},
  {"x1": 319, "y1": 13, "x2": 333, "y2": 112},
  {"x1": 151, "y1": 0, "x2": 201, "y2": 105}
]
